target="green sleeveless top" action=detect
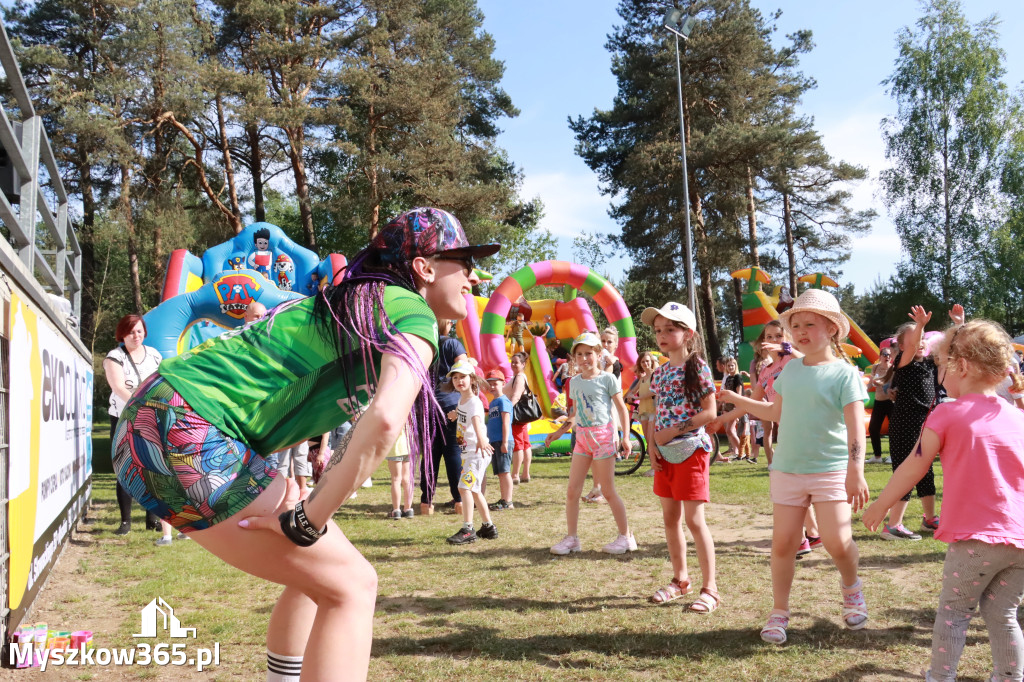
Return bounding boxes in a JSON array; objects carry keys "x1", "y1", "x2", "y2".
[{"x1": 158, "y1": 286, "x2": 439, "y2": 455}]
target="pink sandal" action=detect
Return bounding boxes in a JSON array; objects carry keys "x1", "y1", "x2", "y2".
[
  {"x1": 649, "y1": 577, "x2": 691, "y2": 605},
  {"x1": 841, "y1": 578, "x2": 868, "y2": 629},
  {"x1": 760, "y1": 610, "x2": 789, "y2": 644}
]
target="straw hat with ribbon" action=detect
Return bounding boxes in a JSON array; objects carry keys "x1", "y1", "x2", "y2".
[{"x1": 778, "y1": 289, "x2": 850, "y2": 341}]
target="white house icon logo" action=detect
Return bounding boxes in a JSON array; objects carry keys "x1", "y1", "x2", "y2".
[{"x1": 133, "y1": 597, "x2": 197, "y2": 638}]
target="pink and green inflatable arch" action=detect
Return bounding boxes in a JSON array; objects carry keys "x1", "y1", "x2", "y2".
[{"x1": 480, "y1": 261, "x2": 638, "y2": 386}]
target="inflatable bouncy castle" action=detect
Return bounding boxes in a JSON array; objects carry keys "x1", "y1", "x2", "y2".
[{"x1": 145, "y1": 222, "x2": 347, "y2": 357}]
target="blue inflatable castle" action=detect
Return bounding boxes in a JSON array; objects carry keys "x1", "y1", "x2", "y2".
[{"x1": 144, "y1": 222, "x2": 347, "y2": 358}]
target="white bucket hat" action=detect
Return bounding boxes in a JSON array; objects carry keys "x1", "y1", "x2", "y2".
[
  {"x1": 640, "y1": 302, "x2": 697, "y2": 330},
  {"x1": 571, "y1": 331, "x2": 602, "y2": 354},
  {"x1": 778, "y1": 289, "x2": 850, "y2": 340}
]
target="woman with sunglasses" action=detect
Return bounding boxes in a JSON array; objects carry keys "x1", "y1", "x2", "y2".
[
  {"x1": 112, "y1": 207, "x2": 497, "y2": 681},
  {"x1": 866, "y1": 348, "x2": 894, "y2": 464}
]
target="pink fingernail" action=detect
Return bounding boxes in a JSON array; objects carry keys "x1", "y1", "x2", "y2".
[{"x1": 238, "y1": 519, "x2": 249, "y2": 528}]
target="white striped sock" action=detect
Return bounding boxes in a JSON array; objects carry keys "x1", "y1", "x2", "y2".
[{"x1": 267, "y1": 650, "x2": 302, "y2": 682}]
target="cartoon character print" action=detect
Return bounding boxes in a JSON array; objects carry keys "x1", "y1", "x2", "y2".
[
  {"x1": 248, "y1": 227, "x2": 272, "y2": 276},
  {"x1": 460, "y1": 469, "x2": 477, "y2": 489},
  {"x1": 455, "y1": 411, "x2": 467, "y2": 447},
  {"x1": 274, "y1": 253, "x2": 295, "y2": 291},
  {"x1": 224, "y1": 255, "x2": 245, "y2": 271},
  {"x1": 651, "y1": 360, "x2": 715, "y2": 430}
]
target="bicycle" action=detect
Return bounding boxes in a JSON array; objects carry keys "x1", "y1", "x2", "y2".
[{"x1": 614, "y1": 418, "x2": 648, "y2": 476}]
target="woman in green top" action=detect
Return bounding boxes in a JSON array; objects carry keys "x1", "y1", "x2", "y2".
[{"x1": 113, "y1": 207, "x2": 497, "y2": 681}]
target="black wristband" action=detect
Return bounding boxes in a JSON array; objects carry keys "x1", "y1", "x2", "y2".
[
  {"x1": 279, "y1": 509, "x2": 317, "y2": 546},
  {"x1": 293, "y1": 500, "x2": 327, "y2": 539}
]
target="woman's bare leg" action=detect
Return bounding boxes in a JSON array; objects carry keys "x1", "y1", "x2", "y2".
[{"x1": 189, "y1": 476, "x2": 377, "y2": 681}]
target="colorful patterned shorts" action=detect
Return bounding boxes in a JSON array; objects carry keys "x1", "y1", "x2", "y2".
[
  {"x1": 113, "y1": 375, "x2": 278, "y2": 533},
  {"x1": 573, "y1": 423, "x2": 617, "y2": 460}
]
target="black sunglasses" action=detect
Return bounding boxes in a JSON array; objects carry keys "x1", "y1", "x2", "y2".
[{"x1": 435, "y1": 254, "x2": 475, "y2": 275}]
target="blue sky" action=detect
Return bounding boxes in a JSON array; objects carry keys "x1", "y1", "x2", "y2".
[{"x1": 476, "y1": 1, "x2": 1024, "y2": 295}]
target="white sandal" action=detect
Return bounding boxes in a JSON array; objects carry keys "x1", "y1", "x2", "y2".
[
  {"x1": 760, "y1": 610, "x2": 789, "y2": 644},
  {"x1": 841, "y1": 578, "x2": 868, "y2": 629}
]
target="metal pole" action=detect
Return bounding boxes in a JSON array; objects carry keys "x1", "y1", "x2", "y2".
[{"x1": 673, "y1": 33, "x2": 696, "y2": 313}]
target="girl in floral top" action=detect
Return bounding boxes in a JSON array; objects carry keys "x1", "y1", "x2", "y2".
[{"x1": 642, "y1": 302, "x2": 720, "y2": 614}]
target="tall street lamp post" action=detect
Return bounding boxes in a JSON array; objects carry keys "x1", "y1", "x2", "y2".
[{"x1": 663, "y1": 7, "x2": 697, "y2": 313}]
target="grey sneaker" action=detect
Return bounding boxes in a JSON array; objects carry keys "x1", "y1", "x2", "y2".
[
  {"x1": 602, "y1": 533, "x2": 638, "y2": 555},
  {"x1": 389, "y1": 509, "x2": 402, "y2": 520},
  {"x1": 550, "y1": 535, "x2": 582, "y2": 555},
  {"x1": 881, "y1": 523, "x2": 921, "y2": 541},
  {"x1": 154, "y1": 536, "x2": 173, "y2": 547},
  {"x1": 402, "y1": 508, "x2": 414, "y2": 519}
]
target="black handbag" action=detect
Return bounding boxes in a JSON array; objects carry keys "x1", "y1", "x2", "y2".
[{"x1": 512, "y1": 382, "x2": 542, "y2": 424}]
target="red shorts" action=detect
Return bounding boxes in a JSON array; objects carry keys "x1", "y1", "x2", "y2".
[
  {"x1": 653, "y1": 451, "x2": 710, "y2": 502},
  {"x1": 512, "y1": 422, "x2": 531, "y2": 451}
]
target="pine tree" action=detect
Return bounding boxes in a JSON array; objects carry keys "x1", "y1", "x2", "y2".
[{"x1": 571, "y1": 0, "x2": 817, "y2": 359}]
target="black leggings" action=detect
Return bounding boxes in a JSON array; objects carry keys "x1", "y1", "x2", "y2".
[
  {"x1": 888, "y1": 407, "x2": 936, "y2": 501},
  {"x1": 110, "y1": 419, "x2": 160, "y2": 528},
  {"x1": 868, "y1": 399, "x2": 893, "y2": 459}
]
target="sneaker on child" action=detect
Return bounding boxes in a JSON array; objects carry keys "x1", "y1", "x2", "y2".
[
  {"x1": 550, "y1": 535, "x2": 582, "y2": 555},
  {"x1": 921, "y1": 515, "x2": 940, "y2": 531},
  {"x1": 154, "y1": 536, "x2": 173, "y2": 547},
  {"x1": 447, "y1": 525, "x2": 477, "y2": 545},
  {"x1": 806, "y1": 534, "x2": 822, "y2": 549},
  {"x1": 489, "y1": 499, "x2": 514, "y2": 511},
  {"x1": 796, "y1": 537, "x2": 812, "y2": 557},
  {"x1": 602, "y1": 533, "x2": 638, "y2": 555},
  {"x1": 477, "y1": 522, "x2": 499, "y2": 540},
  {"x1": 389, "y1": 509, "x2": 402, "y2": 520},
  {"x1": 881, "y1": 523, "x2": 922, "y2": 541}
]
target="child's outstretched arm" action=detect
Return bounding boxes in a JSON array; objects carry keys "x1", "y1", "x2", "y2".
[
  {"x1": 898, "y1": 305, "x2": 932, "y2": 369},
  {"x1": 719, "y1": 389, "x2": 781, "y2": 423},
  {"x1": 544, "y1": 405, "x2": 575, "y2": 447},
  {"x1": 711, "y1": 381, "x2": 763, "y2": 428},
  {"x1": 862, "y1": 428, "x2": 941, "y2": 530},
  {"x1": 843, "y1": 400, "x2": 869, "y2": 512}
]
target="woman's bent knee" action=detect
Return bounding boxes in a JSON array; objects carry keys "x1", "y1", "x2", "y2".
[{"x1": 315, "y1": 554, "x2": 377, "y2": 608}]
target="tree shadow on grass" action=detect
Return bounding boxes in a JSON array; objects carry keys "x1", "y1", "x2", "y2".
[{"x1": 370, "y1": 616, "x2": 929, "y2": 670}]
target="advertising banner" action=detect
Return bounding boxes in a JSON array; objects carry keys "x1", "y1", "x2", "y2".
[{"x1": 8, "y1": 289, "x2": 92, "y2": 629}]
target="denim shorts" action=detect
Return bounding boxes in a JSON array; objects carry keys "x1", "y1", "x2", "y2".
[{"x1": 490, "y1": 441, "x2": 513, "y2": 474}]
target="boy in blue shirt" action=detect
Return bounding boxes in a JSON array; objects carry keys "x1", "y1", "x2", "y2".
[{"x1": 485, "y1": 369, "x2": 516, "y2": 510}]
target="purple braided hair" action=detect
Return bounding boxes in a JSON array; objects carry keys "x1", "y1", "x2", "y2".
[{"x1": 313, "y1": 247, "x2": 440, "y2": 492}]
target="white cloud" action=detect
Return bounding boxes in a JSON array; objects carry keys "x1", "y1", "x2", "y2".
[{"x1": 521, "y1": 171, "x2": 613, "y2": 239}]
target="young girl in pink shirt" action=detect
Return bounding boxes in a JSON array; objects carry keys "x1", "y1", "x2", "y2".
[{"x1": 864, "y1": 319, "x2": 1024, "y2": 682}]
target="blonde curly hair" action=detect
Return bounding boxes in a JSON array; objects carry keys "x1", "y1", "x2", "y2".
[{"x1": 939, "y1": 319, "x2": 1024, "y2": 392}]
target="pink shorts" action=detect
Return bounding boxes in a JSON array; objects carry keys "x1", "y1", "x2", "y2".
[
  {"x1": 573, "y1": 423, "x2": 617, "y2": 460},
  {"x1": 769, "y1": 469, "x2": 848, "y2": 507}
]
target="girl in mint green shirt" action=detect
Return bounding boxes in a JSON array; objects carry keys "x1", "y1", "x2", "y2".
[{"x1": 720, "y1": 289, "x2": 868, "y2": 646}]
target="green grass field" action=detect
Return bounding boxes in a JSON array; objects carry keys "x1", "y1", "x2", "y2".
[{"x1": 29, "y1": 432, "x2": 1006, "y2": 681}]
